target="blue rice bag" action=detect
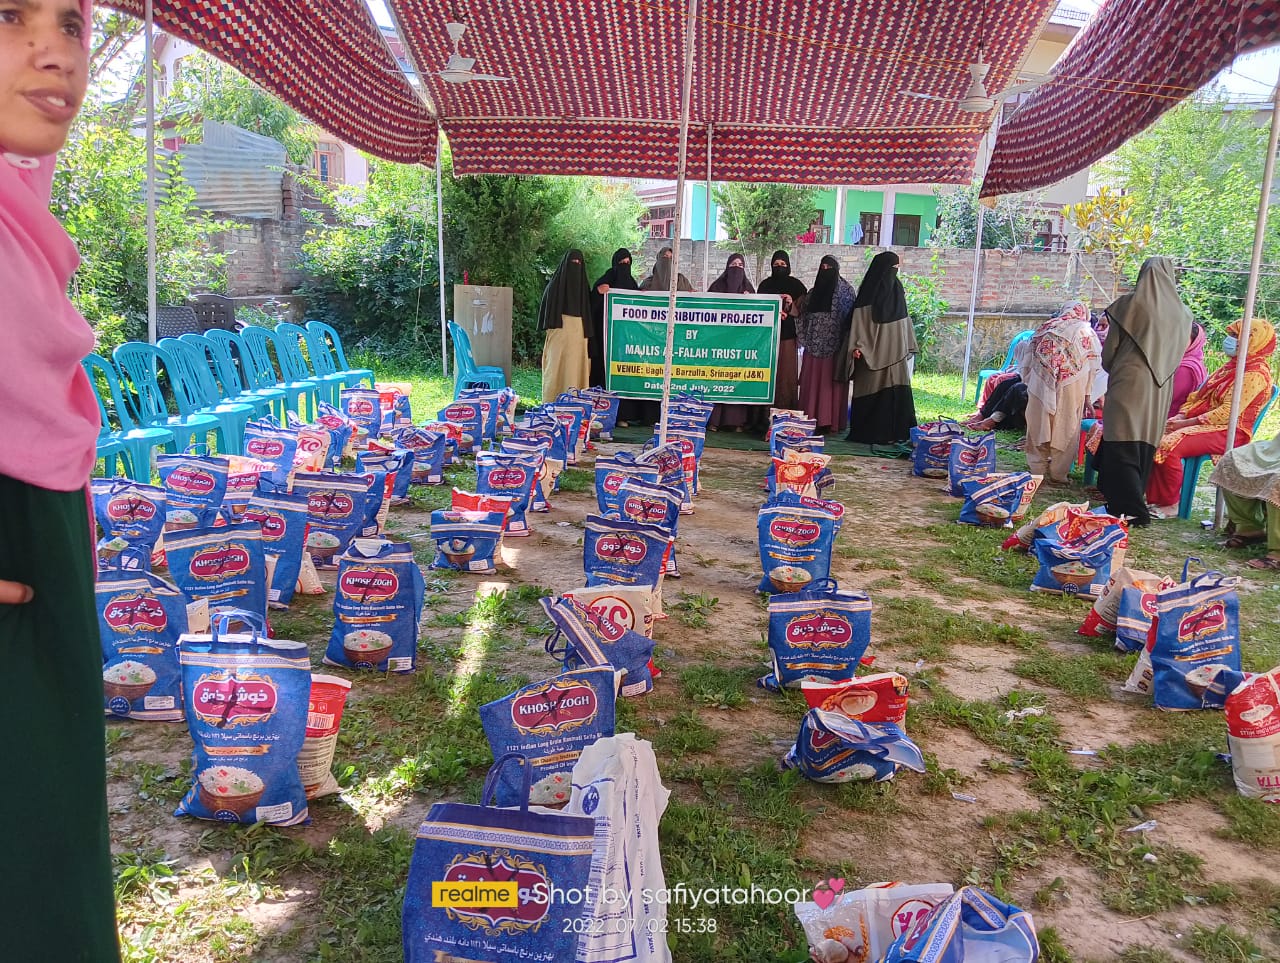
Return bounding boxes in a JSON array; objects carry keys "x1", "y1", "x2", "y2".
[
  {"x1": 359, "y1": 470, "x2": 386, "y2": 537},
  {"x1": 1150, "y1": 565, "x2": 1243, "y2": 711},
  {"x1": 242, "y1": 421, "x2": 298, "y2": 488},
  {"x1": 615, "y1": 476, "x2": 681, "y2": 577},
  {"x1": 911, "y1": 419, "x2": 964, "y2": 479},
  {"x1": 958, "y1": 472, "x2": 1033, "y2": 528},
  {"x1": 1116, "y1": 585, "x2": 1160, "y2": 653},
  {"x1": 437, "y1": 400, "x2": 485, "y2": 452},
  {"x1": 782, "y1": 714, "x2": 926, "y2": 783},
  {"x1": 542, "y1": 596, "x2": 656, "y2": 697},
  {"x1": 595, "y1": 453, "x2": 660, "y2": 515},
  {"x1": 581, "y1": 387, "x2": 621, "y2": 439},
  {"x1": 1031, "y1": 523, "x2": 1128, "y2": 598},
  {"x1": 92, "y1": 478, "x2": 167, "y2": 572},
  {"x1": 547, "y1": 404, "x2": 587, "y2": 466},
  {"x1": 479, "y1": 666, "x2": 617, "y2": 807},
  {"x1": 757, "y1": 491, "x2": 844, "y2": 593},
  {"x1": 164, "y1": 522, "x2": 270, "y2": 626},
  {"x1": 760, "y1": 580, "x2": 872, "y2": 691},
  {"x1": 457, "y1": 388, "x2": 506, "y2": 442},
  {"x1": 340, "y1": 386, "x2": 382, "y2": 435},
  {"x1": 516, "y1": 414, "x2": 570, "y2": 470},
  {"x1": 357, "y1": 448, "x2": 415, "y2": 502},
  {"x1": 324, "y1": 539, "x2": 425, "y2": 673},
  {"x1": 583, "y1": 515, "x2": 669, "y2": 589},
  {"x1": 242, "y1": 491, "x2": 309, "y2": 608},
  {"x1": 476, "y1": 452, "x2": 539, "y2": 536},
  {"x1": 947, "y1": 432, "x2": 997, "y2": 496},
  {"x1": 501, "y1": 436, "x2": 553, "y2": 511},
  {"x1": 313, "y1": 403, "x2": 355, "y2": 468},
  {"x1": 430, "y1": 508, "x2": 506, "y2": 574},
  {"x1": 97, "y1": 569, "x2": 188, "y2": 721},
  {"x1": 176, "y1": 612, "x2": 310, "y2": 825},
  {"x1": 157, "y1": 453, "x2": 230, "y2": 529},
  {"x1": 666, "y1": 425, "x2": 708, "y2": 495},
  {"x1": 390, "y1": 427, "x2": 447, "y2": 485},
  {"x1": 291, "y1": 471, "x2": 371, "y2": 563},
  {"x1": 637, "y1": 440, "x2": 691, "y2": 512}
]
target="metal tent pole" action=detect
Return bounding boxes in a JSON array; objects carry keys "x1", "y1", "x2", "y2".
[
  {"x1": 1214, "y1": 73, "x2": 1280, "y2": 527},
  {"x1": 959, "y1": 204, "x2": 985, "y2": 402},
  {"x1": 659, "y1": 0, "x2": 698, "y2": 446},
  {"x1": 437, "y1": 130, "x2": 448, "y2": 379},
  {"x1": 145, "y1": 0, "x2": 157, "y2": 344},
  {"x1": 703, "y1": 121, "x2": 713, "y2": 287}
]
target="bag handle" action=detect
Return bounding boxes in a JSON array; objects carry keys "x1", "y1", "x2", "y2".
[
  {"x1": 210, "y1": 609, "x2": 268, "y2": 642},
  {"x1": 182, "y1": 442, "x2": 212, "y2": 457},
  {"x1": 482, "y1": 752, "x2": 534, "y2": 812},
  {"x1": 1182, "y1": 556, "x2": 1200, "y2": 582}
]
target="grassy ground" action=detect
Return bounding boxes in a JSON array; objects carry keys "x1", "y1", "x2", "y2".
[{"x1": 105, "y1": 368, "x2": 1280, "y2": 962}]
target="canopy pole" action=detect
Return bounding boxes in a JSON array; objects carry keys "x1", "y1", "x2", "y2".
[
  {"x1": 659, "y1": 0, "x2": 698, "y2": 447},
  {"x1": 1214, "y1": 72, "x2": 1280, "y2": 527},
  {"x1": 144, "y1": 0, "x2": 157, "y2": 345},
  {"x1": 959, "y1": 205, "x2": 985, "y2": 402},
  {"x1": 703, "y1": 121, "x2": 713, "y2": 287},
  {"x1": 437, "y1": 130, "x2": 448, "y2": 379}
]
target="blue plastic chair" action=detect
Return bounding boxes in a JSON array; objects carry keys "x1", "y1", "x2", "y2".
[
  {"x1": 158, "y1": 337, "x2": 255, "y2": 455},
  {"x1": 178, "y1": 333, "x2": 275, "y2": 419},
  {"x1": 448, "y1": 320, "x2": 507, "y2": 396},
  {"x1": 1177, "y1": 383, "x2": 1280, "y2": 519},
  {"x1": 201, "y1": 329, "x2": 289, "y2": 421},
  {"x1": 974, "y1": 330, "x2": 1034, "y2": 404},
  {"x1": 275, "y1": 322, "x2": 347, "y2": 406},
  {"x1": 82, "y1": 353, "x2": 177, "y2": 480},
  {"x1": 112, "y1": 342, "x2": 222, "y2": 453},
  {"x1": 239, "y1": 326, "x2": 320, "y2": 421},
  {"x1": 303, "y1": 320, "x2": 374, "y2": 390}
]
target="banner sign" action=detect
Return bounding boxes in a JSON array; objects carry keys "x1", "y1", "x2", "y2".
[{"x1": 604, "y1": 291, "x2": 781, "y2": 403}]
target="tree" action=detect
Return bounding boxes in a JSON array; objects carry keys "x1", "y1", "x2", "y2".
[
  {"x1": 930, "y1": 183, "x2": 1041, "y2": 250},
  {"x1": 53, "y1": 124, "x2": 225, "y2": 352},
  {"x1": 1101, "y1": 96, "x2": 1279, "y2": 332},
  {"x1": 1062, "y1": 186, "x2": 1153, "y2": 291},
  {"x1": 712, "y1": 183, "x2": 820, "y2": 274}
]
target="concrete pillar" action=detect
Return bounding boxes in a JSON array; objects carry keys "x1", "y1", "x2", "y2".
[
  {"x1": 833, "y1": 187, "x2": 846, "y2": 246},
  {"x1": 881, "y1": 189, "x2": 897, "y2": 248}
]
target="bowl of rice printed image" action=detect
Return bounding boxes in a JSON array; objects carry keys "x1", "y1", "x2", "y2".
[
  {"x1": 1051, "y1": 561, "x2": 1096, "y2": 590},
  {"x1": 769, "y1": 564, "x2": 813, "y2": 593},
  {"x1": 441, "y1": 536, "x2": 477, "y2": 566},
  {"x1": 306, "y1": 530, "x2": 342, "y2": 561},
  {"x1": 98, "y1": 536, "x2": 130, "y2": 565},
  {"x1": 197, "y1": 766, "x2": 265, "y2": 818},
  {"x1": 103, "y1": 660, "x2": 156, "y2": 703},
  {"x1": 975, "y1": 503, "x2": 1011, "y2": 527},
  {"x1": 344, "y1": 629, "x2": 395, "y2": 667},
  {"x1": 165, "y1": 509, "x2": 199, "y2": 532}
]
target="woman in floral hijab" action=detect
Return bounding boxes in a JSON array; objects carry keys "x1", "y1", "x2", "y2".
[{"x1": 1022, "y1": 301, "x2": 1102, "y2": 483}]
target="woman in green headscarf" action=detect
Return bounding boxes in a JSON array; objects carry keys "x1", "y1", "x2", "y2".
[
  {"x1": 1212, "y1": 432, "x2": 1280, "y2": 570},
  {"x1": 1095, "y1": 256, "x2": 1193, "y2": 526}
]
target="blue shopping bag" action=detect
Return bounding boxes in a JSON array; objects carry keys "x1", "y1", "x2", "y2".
[
  {"x1": 883, "y1": 886, "x2": 1039, "y2": 963},
  {"x1": 402, "y1": 753, "x2": 595, "y2": 963},
  {"x1": 760, "y1": 579, "x2": 872, "y2": 691},
  {"x1": 1150, "y1": 560, "x2": 1242, "y2": 711}
]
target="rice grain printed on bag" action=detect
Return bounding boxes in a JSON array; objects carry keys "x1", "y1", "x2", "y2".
[
  {"x1": 583, "y1": 515, "x2": 669, "y2": 589},
  {"x1": 479, "y1": 666, "x2": 617, "y2": 808},
  {"x1": 292, "y1": 471, "x2": 371, "y2": 564},
  {"x1": 324, "y1": 539, "x2": 425, "y2": 673},
  {"x1": 298, "y1": 674, "x2": 352, "y2": 799},
  {"x1": 157, "y1": 453, "x2": 231, "y2": 529},
  {"x1": 97, "y1": 569, "x2": 189, "y2": 721},
  {"x1": 757, "y1": 491, "x2": 844, "y2": 594},
  {"x1": 92, "y1": 479, "x2": 168, "y2": 571},
  {"x1": 429, "y1": 508, "x2": 506, "y2": 574},
  {"x1": 176, "y1": 614, "x2": 311, "y2": 825}
]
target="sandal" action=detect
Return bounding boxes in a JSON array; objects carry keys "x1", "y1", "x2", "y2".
[
  {"x1": 1246, "y1": 554, "x2": 1280, "y2": 571},
  {"x1": 1221, "y1": 530, "x2": 1266, "y2": 549}
]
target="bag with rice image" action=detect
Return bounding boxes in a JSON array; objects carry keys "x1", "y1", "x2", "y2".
[
  {"x1": 583, "y1": 515, "x2": 669, "y2": 590},
  {"x1": 453, "y1": 391, "x2": 503, "y2": 443},
  {"x1": 580, "y1": 386, "x2": 621, "y2": 439},
  {"x1": 757, "y1": 491, "x2": 844, "y2": 593},
  {"x1": 324, "y1": 539, "x2": 425, "y2": 673},
  {"x1": 242, "y1": 420, "x2": 298, "y2": 488},
  {"x1": 157, "y1": 453, "x2": 231, "y2": 530},
  {"x1": 563, "y1": 584, "x2": 658, "y2": 638},
  {"x1": 958, "y1": 472, "x2": 1033, "y2": 528},
  {"x1": 614, "y1": 476, "x2": 682, "y2": 578},
  {"x1": 1220, "y1": 667, "x2": 1280, "y2": 803},
  {"x1": 946, "y1": 432, "x2": 997, "y2": 496},
  {"x1": 1031, "y1": 526, "x2": 1127, "y2": 599},
  {"x1": 388, "y1": 426, "x2": 447, "y2": 485},
  {"x1": 430, "y1": 508, "x2": 506, "y2": 574},
  {"x1": 241, "y1": 490, "x2": 309, "y2": 608},
  {"x1": 164, "y1": 522, "x2": 269, "y2": 627},
  {"x1": 479, "y1": 666, "x2": 617, "y2": 807},
  {"x1": 542, "y1": 595, "x2": 656, "y2": 696},
  {"x1": 340, "y1": 386, "x2": 382, "y2": 436},
  {"x1": 92, "y1": 479, "x2": 168, "y2": 572},
  {"x1": 796, "y1": 881, "x2": 955, "y2": 963},
  {"x1": 880, "y1": 886, "x2": 1040, "y2": 963},
  {"x1": 595, "y1": 453, "x2": 660, "y2": 515},
  {"x1": 176, "y1": 611, "x2": 310, "y2": 825},
  {"x1": 759, "y1": 580, "x2": 872, "y2": 691},
  {"x1": 97, "y1": 569, "x2": 189, "y2": 721},
  {"x1": 402, "y1": 753, "x2": 595, "y2": 963},
  {"x1": 782, "y1": 713, "x2": 925, "y2": 783},
  {"x1": 1149, "y1": 561, "x2": 1242, "y2": 711},
  {"x1": 291, "y1": 471, "x2": 371, "y2": 564},
  {"x1": 476, "y1": 452, "x2": 540, "y2": 536},
  {"x1": 356, "y1": 448, "x2": 414, "y2": 504},
  {"x1": 438, "y1": 400, "x2": 486, "y2": 452},
  {"x1": 637, "y1": 441, "x2": 691, "y2": 512},
  {"x1": 910, "y1": 419, "x2": 964, "y2": 478},
  {"x1": 799, "y1": 673, "x2": 910, "y2": 725}
]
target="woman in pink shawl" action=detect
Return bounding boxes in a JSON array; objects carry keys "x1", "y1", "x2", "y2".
[
  {"x1": 0, "y1": 2, "x2": 120, "y2": 958},
  {"x1": 1022, "y1": 301, "x2": 1102, "y2": 483},
  {"x1": 1170, "y1": 322, "x2": 1207, "y2": 416}
]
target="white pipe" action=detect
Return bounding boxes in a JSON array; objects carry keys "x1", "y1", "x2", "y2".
[
  {"x1": 144, "y1": 0, "x2": 157, "y2": 345},
  {"x1": 703, "y1": 121, "x2": 713, "y2": 287},
  {"x1": 960, "y1": 204, "x2": 984, "y2": 402},
  {"x1": 1215, "y1": 74, "x2": 1280, "y2": 527},
  {"x1": 436, "y1": 130, "x2": 448, "y2": 378},
  {"x1": 659, "y1": 0, "x2": 698, "y2": 447}
]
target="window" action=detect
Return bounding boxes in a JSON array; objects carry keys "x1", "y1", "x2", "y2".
[
  {"x1": 313, "y1": 142, "x2": 344, "y2": 184},
  {"x1": 171, "y1": 57, "x2": 183, "y2": 88},
  {"x1": 859, "y1": 213, "x2": 881, "y2": 247},
  {"x1": 893, "y1": 214, "x2": 922, "y2": 247},
  {"x1": 156, "y1": 65, "x2": 168, "y2": 100}
]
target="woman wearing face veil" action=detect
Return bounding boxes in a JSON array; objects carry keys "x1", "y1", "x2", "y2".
[
  {"x1": 845, "y1": 251, "x2": 918, "y2": 445},
  {"x1": 795, "y1": 256, "x2": 856, "y2": 433},
  {"x1": 755, "y1": 249, "x2": 806, "y2": 416},
  {"x1": 617, "y1": 247, "x2": 694, "y2": 426},
  {"x1": 588, "y1": 248, "x2": 638, "y2": 388},
  {"x1": 706, "y1": 253, "x2": 755, "y2": 431},
  {"x1": 538, "y1": 249, "x2": 594, "y2": 403},
  {"x1": 1095, "y1": 256, "x2": 1193, "y2": 525}
]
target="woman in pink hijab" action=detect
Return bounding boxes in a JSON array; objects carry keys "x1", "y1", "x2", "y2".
[{"x1": 0, "y1": 2, "x2": 120, "y2": 958}]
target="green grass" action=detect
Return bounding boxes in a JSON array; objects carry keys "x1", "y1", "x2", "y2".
[
  {"x1": 1188, "y1": 924, "x2": 1267, "y2": 963},
  {"x1": 673, "y1": 590, "x2": 720, "y2": 628},
  {"x1": 1011, "y1": 648, "x2": 1128, "y2": 699},
  {"x1": 679, "y1": 665, "x2": 755, "y2": 709}
]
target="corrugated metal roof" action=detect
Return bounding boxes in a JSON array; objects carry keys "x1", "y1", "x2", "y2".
[{"x1": 177, "y1": 121, "x2": 286, "y2": 218}]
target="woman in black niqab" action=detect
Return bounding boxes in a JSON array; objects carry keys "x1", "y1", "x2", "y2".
[
  {"x1": 539, "y1": 249, "x2": 594, "y2": 402},
  {"x1": 755, "y1": 250, "x2": 807, "y2": 417},
  {"x1": 589, "y1": 248, "x2": 639, "y2": 387}
]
